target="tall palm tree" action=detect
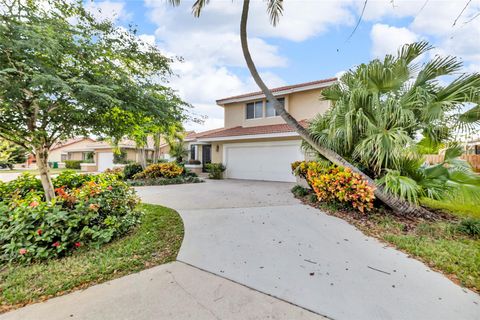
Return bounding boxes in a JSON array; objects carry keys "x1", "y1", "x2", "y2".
[{"x1": 168, "y1": 0, "x2": 439, "y2": 218}]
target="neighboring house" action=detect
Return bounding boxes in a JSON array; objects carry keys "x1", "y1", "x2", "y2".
[
  {"x1": 186, "y1": 78, "x2": 336, "y2": 182},
  {"x1": 465, "y1": 138, "x2": 480, "y2": 155},
  {"x1": 47, "y1": 137, "x2": 160, "y2": 172},
  {"x1": 49, "y1": 137, "x2": 96, "y2": 163}
]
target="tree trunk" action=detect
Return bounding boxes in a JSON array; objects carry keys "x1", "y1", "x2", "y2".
[
  {"x1": 35, "y1": 146, "x2": 55, "y2": 201},
  {"x1": 239, "y1": 0, "x2": 434, "y2": 219},
  {"x1": 153, "y1": 132, "x2": 161, "y2": 162}
]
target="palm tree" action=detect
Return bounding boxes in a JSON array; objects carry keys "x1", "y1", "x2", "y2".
[
  {"x1": 167, "y1": 0, "x2": 441, "y2": 218},
  {"x1": 310, "y1": 41, "x2": 480, "y2": 178},
  {"x1": 168, "y1": 138, "x2": 188, "y2": 163}
]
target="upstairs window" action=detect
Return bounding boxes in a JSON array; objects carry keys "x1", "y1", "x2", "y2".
[
  {"x1": 265, "y1": 97, "x2": 285, "y2": 117},
  {"x1": 246, "y1": 101, "x2": 263, "y2": 119}
]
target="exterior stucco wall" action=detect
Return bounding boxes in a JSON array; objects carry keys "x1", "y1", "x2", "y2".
[
  {"x1": 222, "y1": 89, "x2": 330, "y2": 129},
  {"x1": 48, "y1": 139, "x2": 94, "y2": 162},
  {"x1": 125, "y1": 149, "x2": 137, "y2": 162},
  {"x1": 68, "y1": 152, "x2": 84, "y2": 161}
]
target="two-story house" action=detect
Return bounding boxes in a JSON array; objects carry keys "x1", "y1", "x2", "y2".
[{"x1": 186, "y1": 78, "x2": 336, "y2": 182}]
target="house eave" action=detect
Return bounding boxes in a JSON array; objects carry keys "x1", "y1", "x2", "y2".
[
  {"x1": 216, "y1": 80, "x2": 336, "y2": 105},
  {"x1": 197, "y1": 131, "x2": 300, "y2": 142}
]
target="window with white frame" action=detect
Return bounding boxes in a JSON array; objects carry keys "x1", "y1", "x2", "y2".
[
  {"x1": 246, "y1": 100, "x2": 263, "y2": 119},
  {"x1": 265, "y1": 97, "x2": 285, "y2": 117}
]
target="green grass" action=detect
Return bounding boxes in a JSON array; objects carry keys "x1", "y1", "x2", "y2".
[
  {"x1": 384, "y1": 234, "x2": 480, "y2": 290},
  {"x1": 421, "y1": 197, "x2": 480, "y2": 219},
  {"x1": 0, "y1": 203, "x2": 184, "y2": 312},
  {"x1": 371, "y1": 214, "x2": 480, "y2": 291},
  {"x1": 0, "y1": 168, "x2": 79, "y2": 174}
]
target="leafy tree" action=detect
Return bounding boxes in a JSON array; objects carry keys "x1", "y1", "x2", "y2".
[
  {"x1": 168, "y1": 0, "x2": 442, "y2": 217},
  {"x1": 0, "y1": 0, "x2": 188, "y2": 200}
]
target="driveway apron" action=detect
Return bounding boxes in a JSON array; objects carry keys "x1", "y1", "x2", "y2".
[{"x1": 137, "y1": 179, "x2": 480, "y2": 320}]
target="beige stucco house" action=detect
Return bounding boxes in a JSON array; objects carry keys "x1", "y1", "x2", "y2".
[
  {"x1": 47, "y1": 137, "x2": 170, "y2": 172},
  {"x1": 48, "y1": 137, "x2": 96, "y2": 163},
  {"x1": 186, "y1": 78, "x2": 336, "y2": 182}
]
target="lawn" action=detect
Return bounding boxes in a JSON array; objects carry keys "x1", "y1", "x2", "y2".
[
  {"x1": 292, "y1": 187, "x2": 480, "y2": 293},
  {"x1": 0, "y1": 168, "x2": 79, "y2": 175},
  {"x1": 0, "y1": 203, "x2": 184, "y2": 313},
  {"x1": 420, "y1": 197, "x2": 480, "y2": 219}
]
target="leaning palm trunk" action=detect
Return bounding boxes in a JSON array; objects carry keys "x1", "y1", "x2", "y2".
[{"x1": 240, "y1": 0, "x2": 433, "y2": 219}]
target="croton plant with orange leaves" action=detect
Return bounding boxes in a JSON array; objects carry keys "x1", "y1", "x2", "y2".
[{"x1": 292, "y1": 161, "x2": 375, "y2": 213}]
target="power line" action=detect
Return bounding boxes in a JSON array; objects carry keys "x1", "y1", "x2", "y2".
[{"x1": 452, "y1": 0, "x2": 472, "y2": 27}]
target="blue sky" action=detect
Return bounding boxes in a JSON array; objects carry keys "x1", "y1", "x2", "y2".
[{"x1": 86, "y1": 0, "x2": 480, "y2": 131}]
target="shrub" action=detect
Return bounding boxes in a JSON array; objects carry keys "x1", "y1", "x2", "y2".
[
  {"x1": 64, "y1": 160, "x2": 82, "y2": 169},
  {"x1": 205, "y1": 163, "x2": 226, "y2": 179},
  {"x1": 53, "y1": 170, "x2": 94, "y2": 189},
  {"x1": 133, "y1": 162, "x2": 184, "y2": 180},
  {"x1": 128, "y1": 175, "x2": 203, "y2": 186},
  {"x1": 0, "y1": 173, "x2": 43, "y2": 201},
  {"x1": 305, "y1": 162, "x2": 375, "y2": 213},
  {"x1": 291, "y1": 185, "x2": 309, "y2": 197},
  {"x1": 104, "y1": 167, "x2": 125, "y2": 180},
  {"x1": 124, "y1": 163, "x2": 143, "y2": 179},
  {"x1": 183, "y1": 168, "x2": 198, "y2": 178},
  {"x1": 456, "y1": 218, "x2": 480, "y2": 238},
  {"x1": 187, "y1": 159, "x2": 201, "y2": 165},
  {"x1": 0, "y1": 174, "x2": 140, "y2": 263},
  {"x1": 113, "y1": 148, "x2": 128, "y2": 164},
  {"x1": 291, "y1": 161, "x2": 310, "y2": 180}
]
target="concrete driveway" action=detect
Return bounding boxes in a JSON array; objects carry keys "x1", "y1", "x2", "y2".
[{"x1": 137, "y1": 179, "x2": 480, "y2": 320}]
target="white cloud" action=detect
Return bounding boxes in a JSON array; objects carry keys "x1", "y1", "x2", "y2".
[
  {"x1": 370, "y1": 24, "x2": 419, "y2": 57},
  {"x1": 366, "y1": 0, "x2": 480, "y2": 70},
  {"x1": 85, "y1": 1, "x2": 131, "y2": 23},
  {"x1": 141, "y1": 0, "x2": 480, "y2": 131}
]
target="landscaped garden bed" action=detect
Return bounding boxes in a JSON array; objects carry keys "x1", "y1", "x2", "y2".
[
  {"x1": 0, "y1": 171, "x2": 184, "y2": 313},
  {"x1": 123, "y1": 162, "x2": 203, "y2": 186},
  {"x1": 291, "y1": 161, "x2": 480, "y2": 293}
]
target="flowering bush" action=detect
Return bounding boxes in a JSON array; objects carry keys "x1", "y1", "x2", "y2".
[
  {"x1": 291, "y1": 160, "x2": 311, "y2": 180},
  {"x1": 0, "y1": 173, "x2": 140, "y2": 263},
  {"x1": 133, "y1": 162, "x2": 183, "y2": 179},
  {"x1": 292, "y1": 161, "x2": 375, "y2": 213}
]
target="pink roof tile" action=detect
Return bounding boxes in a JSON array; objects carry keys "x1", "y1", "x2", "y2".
[{"x1": 195, "y1": 121, "x2": 308, "y2": 140}]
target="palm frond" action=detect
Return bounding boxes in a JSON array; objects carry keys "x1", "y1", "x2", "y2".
[
  {"x1": 167, "y1": 0, "x2": 181, "y2": 6},
  {"x1": 415, "y1": 55, "x2": 462, "y2": 86},
  {"x1": 192, "y1": 0, "x2": 210, "y2": 17},
  {"x1": 459, "y1": 104, "x2": 480, "y2": 123},
  {"x1": 266, "y1": 0, "x2": 283, "y2": 26},
  {"x1": 396, "y1": 41, "x2": 432, "y2": 64},
  {"x1": 378, "y1": 170, "x2": 421, "y2": 204}
]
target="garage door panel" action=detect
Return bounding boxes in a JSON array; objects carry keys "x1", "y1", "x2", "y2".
[{"x1": 224, "y1": 141, "x2": 303, "y2": 182}]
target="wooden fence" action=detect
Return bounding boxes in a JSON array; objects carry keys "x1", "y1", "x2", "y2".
[{"x1": 424, "y1": 154, "x2": 480, "y2": 171}]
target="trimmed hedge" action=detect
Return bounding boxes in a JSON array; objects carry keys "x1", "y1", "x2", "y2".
[{"x1": 64, "y1": 160, "x2": 82, "y2": 169}]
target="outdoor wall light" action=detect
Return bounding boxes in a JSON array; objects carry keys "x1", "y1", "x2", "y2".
[{"x1": 216, "y1": 145, "x2": 219, "y2": 152}]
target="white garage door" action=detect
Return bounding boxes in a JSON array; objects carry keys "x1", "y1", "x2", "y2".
[
  {"x1": 224, "y1": 140, "x2": 304, "y2": 182},
  {"x1": 97, "y1": 152, "x2": 114, "y2": 172}
]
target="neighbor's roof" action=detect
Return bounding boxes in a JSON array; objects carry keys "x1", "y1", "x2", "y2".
[
  {"x1": 216, "y1": 78, "x2": 337, "y2": 105},
  {"x1": 185, "y1": 127, "x2": 227, "y2": 141},
  {"x1": 50, "y1": 137, "x2": 95, "y2": 151},
  {"x1": 193, "y1": 121, "x2": 308, "y2": 141}
]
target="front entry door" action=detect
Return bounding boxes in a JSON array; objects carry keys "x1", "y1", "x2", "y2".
[{"x1": 202, "y1": 144, "x2": 212, "y2": 172}]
